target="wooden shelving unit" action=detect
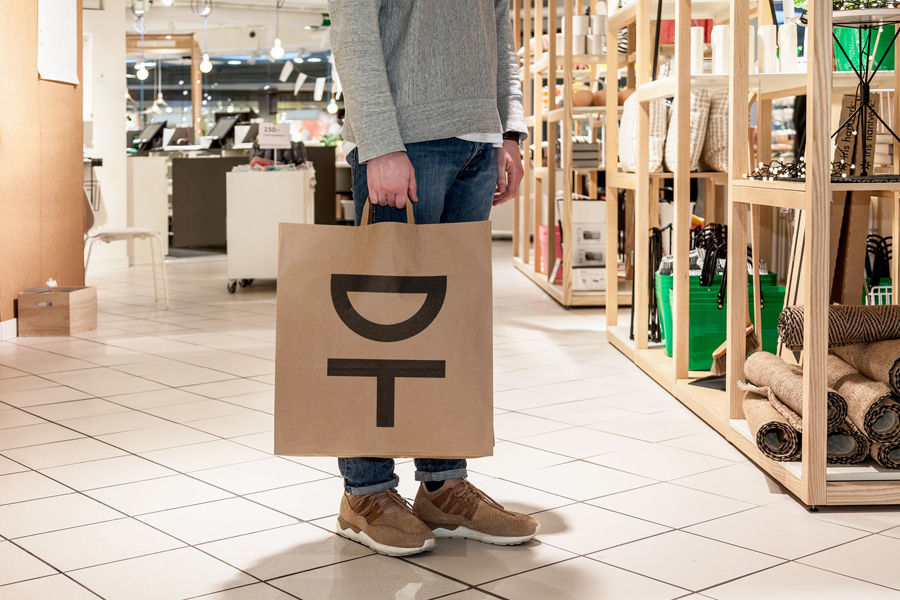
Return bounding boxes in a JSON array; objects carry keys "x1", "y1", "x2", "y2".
[
  {"x1": 603, "y1": 0, "x2": 733, "y2": 334},
  {"x1": 512, "y1": 0, "x2": 628, "y2": 308},
  {"x1": 724, "y1": 1, "x2": 900, "y2": 507},
  {"x1": 603, "y1": 0, "x2": 900, "y2": 507}
]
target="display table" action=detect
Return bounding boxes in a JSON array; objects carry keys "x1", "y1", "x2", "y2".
[{"x1": 225, "y1": 168, "x2": 316, "y2": 292}]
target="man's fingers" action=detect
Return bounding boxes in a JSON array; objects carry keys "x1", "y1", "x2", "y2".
[
  {"x1": 395, "y1": 194, "x2": 407, "y2": 210},
  {"x1": 407, "y1": 174, "x2": 419, "y2": 204}
]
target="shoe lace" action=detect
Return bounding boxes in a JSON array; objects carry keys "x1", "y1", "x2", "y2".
[
  {"x1": 354, "y1": 489, "x2": 415, "y2": 518},
  {"x1": 451, "y1": 479, "x2": 510, "y2": 514}
]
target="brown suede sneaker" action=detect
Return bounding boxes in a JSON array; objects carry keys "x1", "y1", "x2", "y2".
[
  {"x1": 413, "y1": 479, "x2": 540, "y2": 545},
  {"x1": 337, "y1": 489, "x2": 436, "y2": 557}
]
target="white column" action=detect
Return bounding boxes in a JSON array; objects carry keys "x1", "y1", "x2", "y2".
[{"x1": 83, "y1": 0, "x2": 129, "y2": 269}]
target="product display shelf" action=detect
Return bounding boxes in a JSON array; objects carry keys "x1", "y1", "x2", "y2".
[
  {"x1": 514, "y1": 257, "x2": 633, "y2": 306},
  {"x1": 724, "y1": 1, "x2": 900, "y2": 507},
  {"x1": 512, "y1": 0, "x2": 618, "y2": 308},
  {"x1": 605, "y1": 0, "x2": 730, "y2": 377}
]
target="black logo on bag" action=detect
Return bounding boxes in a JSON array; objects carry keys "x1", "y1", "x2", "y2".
[{"x1": 328, "y1": 274, "x2": 447, "y2": 427}]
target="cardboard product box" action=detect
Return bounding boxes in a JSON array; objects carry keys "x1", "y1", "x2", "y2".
[
  {"x1": 573, "y1": 244, "x2": 605, "y2": 267},
  {"x1": 555, "y1": 199, "x2": 607, "y2": 224},
  {"x1": 17, "y1": 287, "x2": 97, "y2": 337},
  {"x1": 574, "y1": 223, "x2": 605, "y2": 244},
  {"x1": 572, "y1": 267, "x2": 606, "y2": 291}
]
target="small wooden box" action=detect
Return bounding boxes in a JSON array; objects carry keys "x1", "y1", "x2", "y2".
[{"x1": 17, "y1": 287, "x2": 98, "y2": 337}]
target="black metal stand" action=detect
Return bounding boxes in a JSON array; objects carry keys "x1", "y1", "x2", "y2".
[{"x1": 831, "y1": 15, "x2": 900, "y2": 175}]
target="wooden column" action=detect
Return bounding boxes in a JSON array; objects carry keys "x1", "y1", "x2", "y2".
[
  {"x1": 520, "y1": 0, "x2": 533, "y2": 263},
  {"x1": 605, "y1": 0, "x2": 621, "y2": 325},
  {"x1": 634, "y1": 0, "x2": 650, "y2": 349},
  {"x1": 546, "y1": 0, "x2": 558, "y2": 279},
  {"x1": 561, "y1": 0, "x2": 575, "y2": 303},
  {"x1": 802, "y1": 0, "x2": 831, "y2": 506},
  {"x1": 533, "y1": 1, "x2": 545, "y2": 273},
  {"x1": 726, "y1": 0, "x2": 750, "y2": 420},
  {"x1": 672, "y1": 0, "x2": 691, "y2": 379}
]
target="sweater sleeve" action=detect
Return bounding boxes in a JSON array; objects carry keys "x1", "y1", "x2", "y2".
[
  {"x1": 495, "y1": 0, "x2": 527, "y2": 141},
  {"x1": 328, "y1": 0, "x2": 406, "y2": 163}
]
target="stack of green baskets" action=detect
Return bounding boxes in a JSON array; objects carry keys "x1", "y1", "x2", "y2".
[{"x1": 655, "y1": 272, "x2": 786, "y2": 371}]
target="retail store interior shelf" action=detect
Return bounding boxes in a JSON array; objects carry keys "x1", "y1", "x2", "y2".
[
  {"x1": 731, "y1": 421, "x2": 900, "y2": 483},
  {"x1": 513, "y1": 258, "x2": 632, "y2": 307},
  {"x1": 512, "y1": 0, "x2": 614, "y2": 308}
]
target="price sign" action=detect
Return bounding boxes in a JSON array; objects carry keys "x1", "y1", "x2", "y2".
[{"x1": 258, "y1": 123, "x2": 291, "y2": 149}]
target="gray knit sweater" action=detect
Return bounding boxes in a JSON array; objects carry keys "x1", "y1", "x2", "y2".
[{"x1": 328, "y1": 0, "x2": 526, "y2": 163}]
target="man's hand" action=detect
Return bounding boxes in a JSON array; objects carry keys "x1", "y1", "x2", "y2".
[
  {"x1": 367, "y1": 151, "x2": 418, "y2": 209},
  {"x1": 494, "y1": 139, "x2": 524, "y2": 206}
]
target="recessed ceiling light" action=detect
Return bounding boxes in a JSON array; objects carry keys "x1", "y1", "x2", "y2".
[
  {"x1": 263, "y1": 85, "x2": 271, "y2": 90},
  {"x1": 307, "y1": 57, "x2": 321, "y2": 63},
  {"x1": 228, "y1": 60, "x2": 241, "y2": 65},
  {"x1": 165, "y1": 35, "x2": 172, "y2": 40}
]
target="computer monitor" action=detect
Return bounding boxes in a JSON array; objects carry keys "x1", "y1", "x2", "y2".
[
  {"x1": 167, "y1": 127, "x2": 194, "y2": 146},
  {"x1": 134, "y1": 121, "x2": 167, "y2": 154},
  {"x1": 207, "y1": 116, "x2": 240, "y2": 148},
  {"x1": 241, "y1": 122, "x2": 259, "y2": 144}
]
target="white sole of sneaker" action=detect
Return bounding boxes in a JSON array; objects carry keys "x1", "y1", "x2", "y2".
[
  {"x1": 431, "y1": 523, "x2": 540, "y2": 546},
  {"x1": 336, "y1": 518, "x2": 436, "y2": 557}
]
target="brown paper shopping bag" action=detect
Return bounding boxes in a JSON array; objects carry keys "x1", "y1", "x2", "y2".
[{"x1": 274, "y1": 202, "x2": 494, "y2": 459}]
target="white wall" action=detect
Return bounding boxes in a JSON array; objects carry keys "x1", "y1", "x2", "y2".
[{"x1": 83, "y1": 0, "x2": 128, "y2": 269}]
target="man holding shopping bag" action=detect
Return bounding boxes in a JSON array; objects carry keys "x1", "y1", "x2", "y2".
[{"x1": 327, "y1": 0, "x2": 539, "y2": 556}]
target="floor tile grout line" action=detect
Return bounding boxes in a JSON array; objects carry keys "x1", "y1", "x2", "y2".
[
  {"x1": 437, "y1": 553, "x2": 584, "y2": 590},
  {"x1": 789, "y1": 551, "x2": 900, "y2": 594},
  {"x1": 587, "y1": 550, "x2": 774, "y2": 596}
]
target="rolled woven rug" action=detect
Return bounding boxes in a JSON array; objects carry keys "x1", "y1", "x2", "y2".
[
  {"x1": 827, "y1": 419, "x2": 870, "y2": 465},
  {"x1": 738, "y1": 381, "x2": 867, "y2": 464},
  {"x1": 827, "y1": 354, "x2": 900, "y2": 444},
  {"x1": 742, "y1": 390, "x2": 802, "y2": 461},
  {"x1": 744, "y1": 351, "x2": 847, "y2": 432},
  {"x1": 870, "y1": 440, "x2": 900, "y2": 469},
  {"x1": 832, "y1": 339, "x2": 900, "y2": 397},
  {"x1": 778, "y1": 305, "x2": 900, "y2": 352}
]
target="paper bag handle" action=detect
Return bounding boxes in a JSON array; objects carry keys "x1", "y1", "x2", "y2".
[{"x1": 361, "y1": 199, "x2": 416, "y2": 226}]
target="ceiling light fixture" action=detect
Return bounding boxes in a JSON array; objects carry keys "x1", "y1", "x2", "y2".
[
  {"x1": 160, "y1": 0, "x2": 175, "y2": 5},
  {"x1": 307, "y1": 57, "x2": 321, "y2": 63},
  {"x1": 228, "y1": 60, "x2": 241, "y2": 65},
  {"x1": 326, "y1": 97, "x2": 338, "y2": 114},
  {"x1": 293, "y1": 55, "x2": 304, "y2": 64},
  {"x1": 271, "y1": 0, "x2": 286, "y2": 60},
  {"x1": 135, "y1": 15, "x2": 149, "y2": 80},
  {"x1": 199, "y1": 12, "x2": 212, "y2": 73},
  {"x1": 131, "y1": 0, "x2": 149, "y2": 17}
]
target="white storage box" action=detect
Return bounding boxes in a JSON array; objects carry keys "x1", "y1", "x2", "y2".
[{"x1": 572, "y1": 268, "x2": 606, "y2": 291}]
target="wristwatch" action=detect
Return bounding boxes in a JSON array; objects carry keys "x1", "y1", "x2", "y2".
[{"x1": 502, "y1": 131, "x2": 521, "y2": 142}]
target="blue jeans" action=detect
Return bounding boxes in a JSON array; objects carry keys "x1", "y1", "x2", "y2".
[{"x1": 340, "y1": 138, "x2": 497, "y2": 494}]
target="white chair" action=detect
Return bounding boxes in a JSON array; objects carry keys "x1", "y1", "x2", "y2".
[{"x1": 84, "y1": 190, "x2": 169, "y2": 308}]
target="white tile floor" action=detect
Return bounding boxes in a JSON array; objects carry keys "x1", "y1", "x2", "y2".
[{"x1": 2, "y1": 242, "x2": 900, "y2": 599}]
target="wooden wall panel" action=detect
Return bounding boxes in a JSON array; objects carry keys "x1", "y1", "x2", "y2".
[{"x1": 0, "y1": 1, "x2": 84, "y2": 323}]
